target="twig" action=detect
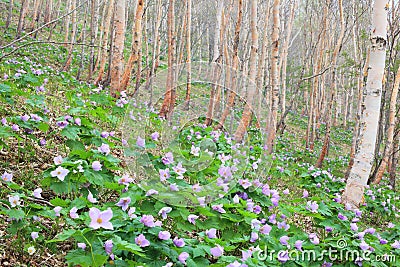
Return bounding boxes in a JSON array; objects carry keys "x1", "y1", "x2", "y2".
[
  {"x1": 0, "y1": 0, "x2": 89, "y2": 50},
  {"x1": 27, "y1": 196, "x2": 54, "y2": 207},
  {"x1": 302, "y1": 66, "x2": 332, "y2": 81}
]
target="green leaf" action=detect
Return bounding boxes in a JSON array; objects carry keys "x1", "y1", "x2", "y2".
[
  {"x1": 0, "y1": 83, "x2": 11, "y2": 93},
  {"x1": 37, "y1": 122, "x2": 50, "y2": 132},
  {"x1": 49, "y1": 229, "x2": 77, "y2": 242},
  {"x1": 6, "y1": 209, "x2": 25, "y2": 220},
  {"x1": 66, "y1": 139, "x2": 85, "y2": 151},
  {"x1": 50, "y1": 198, "x2": 69, "y2": 207},
  {"x1": 61, "y1": 126, "x2": 81, "y2": 140}
]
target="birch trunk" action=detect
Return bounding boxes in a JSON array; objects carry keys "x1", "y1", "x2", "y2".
[
  {"x1": 120, "y1": 0, "x2": 143, "y2": 92},
  {"x1": 159, "y1": 0, "x2": 176, "y2": 119},
  {"x1": 184, "y1": 0, "x2": 192, "y2": 108},
  {"x1": 372, "y1": 64, "x2": 400, "y2": 184},
  {"x1": 266, "y1": 0, "x2": 280, "y2": 153},
  {"x1": 110, "y1": 0, "x2": 126, "y2": 95},
  {"x1": 95, "y1": 0, "x2": 115, "y2": 85},
  {"x1": 343, "y1": 0, "x2": 389, "y2": 208},
  {"x1": 234, "y1": 0, "x2": 258, "y2": 141}
]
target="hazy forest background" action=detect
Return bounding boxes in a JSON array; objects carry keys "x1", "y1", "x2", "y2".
[{"x1": 0, "y1": 0, "x2": 400, "y2": 266}]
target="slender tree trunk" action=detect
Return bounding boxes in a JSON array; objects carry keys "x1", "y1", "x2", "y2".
[
  {"x1": 234, "y1": 0, "x2": 258, "y2": 142},
  {"x1": 63, "y1": 0, "x2": 77, "y2": 71},
  {"x1": 184, "y1": 0, "x2": 192, "y2": 108},
  {"x1": 5, "y1": 0, "x2": 14, "y2": 30},
  {"x1": 77, "y1": 1, "x2": 89, "y2": 80},
  {"x1": 110, "y1": 0, "x2": 126, "y2": 95},
  {"x1": 63, "y1": 0, "x2": 72, "y2": 45},
  {"x1": 30, "y1": 0, "x2": 41, "y2": 31},
  {"x1": 159, "y1": 0, "x2": 176, "y2": 119},
  {"x1": 316, "y1": 0, "x2": 344, "y2": 168},
  {"x1": 95, "y1": 0, "x2": 115, "y2": 85},
  {"x1": 145, "y1": 0, "x2": 162, "y2": 105},
  {"x1": 389, "y1": 129, "x2": 399, "y2": 189},
  {"x1": 372, "y1": 65, "x2": 400, "y2": 184},
  {"x1": 280, "y1": 0, "x2": 296, "y2": 121},
  {"x1": 120, "y1": 0, "x2": 143, "y2": 92},
  {"x1": 266, "y1": 0, "x2": 280, "y2": 153},
  {"x1": 16, "y1": 0, "x2": 30, "y2": 39},
  {"x1": 44, "y1": 0, "x2": 53, "y2": 24},
  {"x1": 88, "y1": 0, "x2": 98, "y2": 81},
  {"x1": 216, "y1": 0, "x2": 242, "y2": 130},
  {"x1": 343, "y1": 0, "x2": 389, "y2": 208},
  {"x1": 205, "y1": 0, "x2": 224, "y2": 126}
]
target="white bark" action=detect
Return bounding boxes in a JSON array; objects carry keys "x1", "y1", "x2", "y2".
[{"x1": 342, "y1": 0, "x2": 389, "y2": 208}]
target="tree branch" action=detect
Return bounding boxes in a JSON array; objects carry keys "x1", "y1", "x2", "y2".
[{"x1": 302, "y1": 66, "x2": 332, "y2": 81}]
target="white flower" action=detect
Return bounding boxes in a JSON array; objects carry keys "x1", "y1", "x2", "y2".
[
  {"x1": 9, "y1": 195, "x2": 21, "y2": 207},
  {"x1": 27, "y1": 246, "x2": 36, "y2": 255},
  {"x1": 50, "y1": 166, "x2": 70, "y2": 181},
  {"x1": 190, "y1": 145, "x2": 200, "y2": 157},
  {"x1": 53, "y1": 155, "x2": 63, "y2": 165}
]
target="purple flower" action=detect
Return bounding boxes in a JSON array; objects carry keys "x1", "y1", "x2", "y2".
[
  {"x1": 92, "y1": 161, "x2": 102, "y2": 171},
  {"x1": 391, "y1": 240, "x2": 400, "y2": 249},
  {"x1": 210, "y1": 244, "x2": 224, "y2": 257},
  {"x1": 31, "y1": 232, "x2": 39, "y2": 240},
  {"x1": 295, "y1": 240, "x2": 303, "y2": 251},
  {"x1": 74, "y1": 118, "x2": 81, "y2": 126},
  {"x1": 365, "y1": 228, "x2": 375, "y2": 235},
  {"x1": 88, "y1": 207, "x2": 113, "y2": 230},
  {"x1": 277, "y1": 250, "x2": 289, "y2": 263},
  {"x1": 159, "y1": 168, "x2": 170, "y2": 181},
  {"x1": 136, "y1": 136, "x2": 145, "y2": 148},
  {"x1": 309, "y1": 233, "x2": 319, "y2": 244},
  {"x1": 280, "y1": 236, "x2": 289, "y2": 246},
  {"x1": 135, "y1": 234, "x2": 150, "y2": 247},
  {"x1": 269, "y1": 214, "x2": 277, "y2": 224},
  {"x1": 158, "y1": 231, "x2": 171, "y2": 240},
  {"x1": 20, "y1": 114, "x2": 30, "y2": 121},
  {"x1": 1, "y1": 118, "x2": 7, "y2": 125},
  {"x1": 360, "y1": 240, "x2": 369, "y2": 250},
  {"x1": 116, "y1": 197, "x2": 131, "y2": 211},
  {"x1": 260, "y1": 224, "x2": 272, "y2": 235},
  {"x1": 173, "y1": 162, "x2": 186, "y2": 178},
  {"x1": 206, "y1": 228, "x2": 217, "y2": 238},
  {"x1": 325, "y1": 226, "x2": 333, "y2": 232},
  {"x1": 170, "y1": 183, "x2": 179, "y2": 191},
  {"x1": 101, "y1": 131, "x2": 109, "y2": 138},
  {"x1": 188, "y1": 214, "x2": 199, "y2": 225},
  {"x1": 87, "y1": 191, "x2": 97, "y2": 203},
  {"x1": 98, "y1": 143, "x2": 110, "y2": 155},
  {"x1": 350, "y1": 223, "x2": 358, "y2": 232},
  {"x1": 306, "y1": 201, "x2": 319, "y2": 213},
  {"x1": 50, "y1": 166, "x2": 70, "y2": 181},
  {"x1": 283, "y1": 189, "x2": 289, "y2": 195},
  {"x1": 39, "y1": 138, "x2": 46, "y2": 146},
  {"x1": 140, "y1": 215, "x2": 155, "y2": 227},
  {"x1": 118, "y1": 174, "x2": 134, "y2": 185},
  {"x1": 250, "y1": 232, "x2": 259, "y2": 242},
  {"x1": 218, "y1": 166, "x2": 232, "y2": 179},
  {"x1": 338, "y1": 213, "x2": 347, "y2": 221},
  {"x1": 69, "y1": 207, "x2": 79, "y2": 219},
  {"x1": 239, "y1": 179, "x2": 252, "y2": 189},
  {"x1": 380, "y1": 239, "x2": 388, "y2": 244},
  {"x1": 146, "y1": 189, "x2": 158, "y2": 196},
  {"x1": 388, "y1": 222, "x2": 395, "y2": 228},
  {"x1": 322, "y1": 261, "x2": 333, "y2": 267},
  {"x1": 77, "y1": 243, "x2": 86, "y2": 250},
  {"x1": 151, "y1": 132, "x2": 160, "y2": 141},
  {"x1": 242, "y1": 249, "x2": 253, "y2": 261},
  {"x1": 302, "y1": 189, "x2": 309, "y2": 198},
  {"x1": 53, "y1": 206, "x2": 62, "y2": 217},
  {"x1": 12, "y1": 124, "x2": 19, "y2": 131},
  {"x1": 173, "y1": 237, "x2": 185, "y2": 247},
  {"x1": 162, "y1": 152, "x2": 174, "y2": 165},
  {"x1": 178, "y1": 252, "x2": 189, "y2": 264},
  {"x1": 271, "y1": 197, "x2": 279, "y2": 207},
  {"x1": 2, "y1": 171, "x2": 13, "y2": 182},
  {"x1": 104, "y1": 240, "x2": 113, "y2": 255},
  {"x1": 212, "y1": 204, "x2": 226, "y2": 213},
  {"x1": 56, "y1": 121, "x2": 68, "y2": 128},
  {"x1": 32, "y1": 188, "x2": 42, "y2": 198}
]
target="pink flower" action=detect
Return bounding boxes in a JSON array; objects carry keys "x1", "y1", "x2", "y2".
[
  {"x1": 178, "y1": 252, "x2": 189, "y2": 264},
  {"x1": 140, "y1": 215, "x2": 156, "y2": 227},
  {"x1": 87, "y1": 191, "x2": 98, "y2": 203},
  {"x1": 77, "y1": 243, "x2": 86, "y2": 250},
  {"x1": 2, "y1": 171, "x2": 13, "y2": 182},
  {"x1": 210, "y1": 244, "x2": 224, "y2": 257},
  {"x1": 136, "y1": 136, "x2": 145, "y2": 148},
  {"x1": 158, "y1": 231, "x2": 171, "y2": 240},
  {"x1": 98, "y1": 143, "x2": 110, "y2": 155},
  {"x1": 159, "y1": 168, "x2": 170, "y2": 181},
  {"x1": 89, "y1": 207, "x2": 113, "y2": 230},
  {"x1": 116, "y1": 197, "x2": 131, "y2": 211},
  {"x1": 31, "y1": 232, "x2": 39, "y2": 240},
  {"x1": 173, "y1": 237, "x2": 185, "y2": 247},
  {"x1": 50, "y1": 166, "x2": 70, "y2": 181},
  {"x1": 135, "y1": 234, "x2": 150, "y2": 247},
  {"x1": 260, "y1": 224, "x2": 272, "y2": 235},
  {"x1": 280, "y1": 236, "x2": 289, "y2": 246},
  {"x1": 92, "y1": 161, "x2": 102, "y2": 171},
  {"x1": 206, "y1": 228, "x2": 217, "y2": 238},
  {"x1": 33, "y1": 188, "x2": 42, "y2": 198},
  {"x1": 118, "y1": 174, "x2": 133, "y2": 185},
  {"x1": 188, "y1": 214, "x2": 199, "y2": 225},
  {"x1": 70, "y1": 207, "x2": 79, "y2": 219},
  {"x1": 162, "y1": 152, "x2": 174, "y2": 165},
  {"x1": 212, "y1": 204, "x2": 226, "y2": 213},
  {"x1": 53, "y1": 206, "x2": 62, "y2": 217},
  {"x1": 239, "y1": 179, "x2": 252, "y2": 189},
  {"x1": 151, "y1": 132, "x2": 160, "y2": 141},
  {"x1": 173, "y1": 162, "x2": 186, "y2": 178},
  {"x1": 158, "y1": 207, "x2": 172, "y2": 219}
]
